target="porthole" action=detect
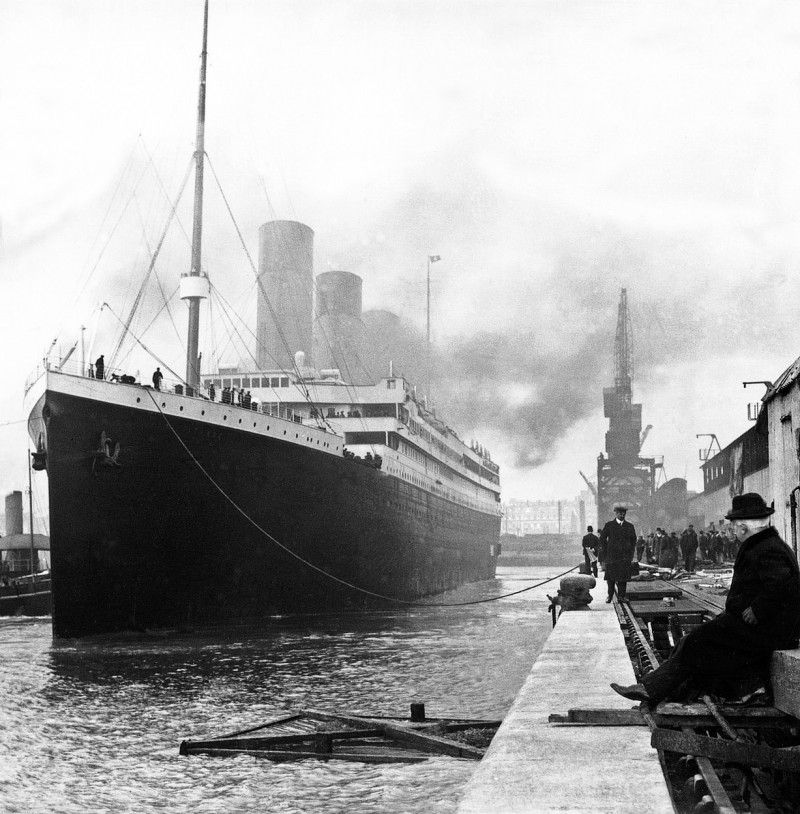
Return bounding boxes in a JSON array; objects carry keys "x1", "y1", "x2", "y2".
[
  {"x1": 239, "y1": 419, "x2": 242, "y2": 424},
  {"x1": 253, "y1": 422, "x2": 257, "y2": 427},
  {"x1": 136, "y1": 397, "x2": 141, "y2": 404},
  {"x1": 223, "y1": 415, "x2": 227, "y2": 421},
  {"x1": 179, "y1": 406, "x2": 184, "y2": 412},
  {"x1": 162, "y1": 402, "x2": 166, "y2": 407},
  {"x1": 201, "y1": 410, "x2": 205, "y2": 416}
]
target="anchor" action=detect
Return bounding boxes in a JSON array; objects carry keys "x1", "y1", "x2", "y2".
[{"x1": 92, "y1": 430, "x2": 121, "y2": 475}]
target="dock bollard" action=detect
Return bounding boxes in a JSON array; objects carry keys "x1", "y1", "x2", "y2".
[
  {"x1": 548, "y1": 575, "x2": 596, "y2": 612},
  {"x1": 410, "y1": 703, "x2": 426, "y2": 722}
]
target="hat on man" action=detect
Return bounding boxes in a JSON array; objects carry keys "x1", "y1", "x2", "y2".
[
  {"x1": 613, "y1": 505, "x2": 628, "y2": 513},
  {"x1": 725, "y1": 492, "x2": 774, "y2": 520}
]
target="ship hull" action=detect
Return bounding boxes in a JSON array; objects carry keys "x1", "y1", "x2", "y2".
[
  {"x1": 29, "y1": 382, "x2": 499, "y2": 637},
  {"x1": 0, "y1": 577, "x2": 52, "y2": 617}
]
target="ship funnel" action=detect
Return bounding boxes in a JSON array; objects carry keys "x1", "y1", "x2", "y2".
[
  {"x1": 313, "y1": 270, "x2": 365, "y2": 379},
  {"x1": 5, "y1": 491, "x2": 23, "y2": 535},
  {"x1": 256, "y1": 221, "x2": 314, "y2": 370}
]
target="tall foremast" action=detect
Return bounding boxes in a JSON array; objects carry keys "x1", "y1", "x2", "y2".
[{"x1": 181, "y1": 0, "x2": 210, "y2": 389}]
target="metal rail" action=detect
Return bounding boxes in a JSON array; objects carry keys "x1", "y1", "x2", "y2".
[{"x1": 615, "y1": 596, "x2": 775, "y2": 812}]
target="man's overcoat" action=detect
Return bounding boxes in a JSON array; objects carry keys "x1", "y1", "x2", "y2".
[
  {"x1": 725, "y1": 526, "x2": 800, "y2": 647},
  {"x1": 598, "y1": 519, "x2": 637, "y2": 582},
  {"x1": 644, "y1": 526, "x2": 800, "y2": 701}
]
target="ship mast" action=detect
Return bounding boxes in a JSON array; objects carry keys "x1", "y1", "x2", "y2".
[{"x1": 181, "y1": 0, "x2": 210, "y2": 390}]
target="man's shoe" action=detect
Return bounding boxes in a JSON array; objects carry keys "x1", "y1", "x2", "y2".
[
  {"x1": 610, "y1": 682, "x2": 650, "y2": 703},
  {"x1": 605, "y1": 596, "x2": 613, "y2": 603}
]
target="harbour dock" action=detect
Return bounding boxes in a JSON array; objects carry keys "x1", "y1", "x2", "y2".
[{"x1": 457, "y1": 598, "x2": 674, "y2": 813}]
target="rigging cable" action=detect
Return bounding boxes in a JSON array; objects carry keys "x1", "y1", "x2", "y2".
[
  {"x1": 145, "y1": 388, "x2": 576, "y2": 607},
  {"x1": 108, "y1": 156, "x2": 195, "y2": 371}
]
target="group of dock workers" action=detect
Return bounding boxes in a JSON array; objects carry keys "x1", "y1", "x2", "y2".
[
  {"x1": 583, "y1": 518, "x2": 742, "y2": 581},
  {"x1": 587, "y1": 493, "x2": 800, "y2": 706}
]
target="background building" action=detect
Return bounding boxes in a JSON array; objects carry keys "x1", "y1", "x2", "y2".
[{"x1": 502, "y1": 498, "x2": 582, "y2": 536}]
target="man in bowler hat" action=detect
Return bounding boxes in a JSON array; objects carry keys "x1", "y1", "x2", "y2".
[
  {"x1": 598, "y1": 505, "x2": 638, "y2": 603},
  {"x1": 582, "y1": 525, "x2": 599, "y2": 578},
  {"x1": 611, "y1": 492, "x2": 800, "y2": 704}
]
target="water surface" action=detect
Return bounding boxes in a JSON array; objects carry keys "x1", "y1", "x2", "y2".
[{"x1": 0, "y1": 566, "x2": 567, "y2": 813}]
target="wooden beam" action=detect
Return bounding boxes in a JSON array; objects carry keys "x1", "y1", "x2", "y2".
[
  {"x1": 184, "y1": 746, "x2": 428, "y2": 763},
  {"x1": 301, "y1": 707, "x2": 487, "y2": 759},
  {"x1": 548, "y1": 705, "x2": 793, "y2": 729},
  {"x1": 651, "y1": 728, "x2": 800, "y2": 771},
  {"x1": 180, "y1": 728, "x2": 385, "y2": 752},
  {"x1": 380, "y1": 723, "x2": 486, "y2": 759},
  {"x1": 548, "y1": 709, "x2": 645, "y2": 726}
]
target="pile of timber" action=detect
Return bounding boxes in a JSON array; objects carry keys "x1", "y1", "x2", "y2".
[{"x1": 179, "y1": 705, "x2": 501, "y2": 764}]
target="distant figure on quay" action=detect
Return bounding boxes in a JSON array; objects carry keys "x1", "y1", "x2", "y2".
[
  {"x1": 598, "y1": 505, "x2": 637, "y2": 603},
  {"x1": 611, "y1": 493, "x2": 800, "y2": 705},
  {"x1": 95, "y1": 354, "x2": 105, "y2": 380},
  {"x1": 152, "y1": 367, "x2": 163, "y2": 391},
  {"x1": 582, "y1": 525, "x2": 599, "y2": 578}
]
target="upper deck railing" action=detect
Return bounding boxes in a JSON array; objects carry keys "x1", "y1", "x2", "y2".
[{"x1": 25, "y1": 357, "x2": 306, "y2": 424}]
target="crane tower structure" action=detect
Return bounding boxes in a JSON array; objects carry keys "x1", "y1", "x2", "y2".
[{"x1": 596, "y1": 289, "x2": 658, "y2": 527}]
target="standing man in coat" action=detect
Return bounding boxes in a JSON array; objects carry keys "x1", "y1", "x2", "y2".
[
  {"x1": 598, "y1": 505, "x2": 638, "y2": 603},
  {"x1": 683, "y1": 524, "x2": 699, "y2": 572},
  {"x1": 582, "y1": 525, "x2": 599, "y2": 578},
  {"x1": 611, "y1": 493, "x2": 800, "y2": 704}
]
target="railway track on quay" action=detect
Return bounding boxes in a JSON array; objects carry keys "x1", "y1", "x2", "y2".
[{"x1": 613, "y1": 581, "x2": 800, "y2": 813}]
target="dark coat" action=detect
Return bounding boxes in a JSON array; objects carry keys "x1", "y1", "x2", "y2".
[
  {"x1": 598, "y1": 519, "x2": 637, "y2": 582},
  {"x1": 645, "y1": 526, "x2": 800, "y2": 702},
  {"x1": 726, "y1": 526, "x2": 800, "y2": 648},
  {"x1": 581, "y1": 533, "x2": 599, "y2": 552}
]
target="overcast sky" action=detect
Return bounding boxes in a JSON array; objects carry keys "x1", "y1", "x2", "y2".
[{"x1": 2, "y1": 0, "x2": 800, "y2": 525}]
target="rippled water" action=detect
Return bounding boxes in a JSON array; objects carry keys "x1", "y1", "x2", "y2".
[{"x1": 0, "y1": 566, "x2": 564, "y2": 814}]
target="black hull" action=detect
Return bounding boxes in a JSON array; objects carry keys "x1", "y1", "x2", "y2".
[
  {"x1": 0, "y1": 578, "x2": 52, "y2": 617},
  {"x1": 32, "y1": 388, "x2": 499, "y2": 637}
]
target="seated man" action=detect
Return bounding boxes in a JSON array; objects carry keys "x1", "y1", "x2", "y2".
[{"x1": 611, "y1": 493, "x2": 800, "y2": 705}]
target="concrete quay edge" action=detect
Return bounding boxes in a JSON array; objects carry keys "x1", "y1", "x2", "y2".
[{"x1": 456, "y1": 600, "x2": 674, "y2": 814}]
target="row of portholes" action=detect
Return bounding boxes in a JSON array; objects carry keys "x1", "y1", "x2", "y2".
[
  {"x1": 136, "y1": 395, "x2": 339, "y2": 451},
  {"x1": 386, "y1": 464, "x2": 487, "y2": 513}
]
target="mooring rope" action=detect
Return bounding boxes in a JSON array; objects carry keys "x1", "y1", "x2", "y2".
[{"x1": 146, "y1": 390, "x2": 578, "y2": 606}]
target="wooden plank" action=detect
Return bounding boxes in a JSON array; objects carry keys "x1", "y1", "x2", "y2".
[
  {"x1": 651, "y1": 728, "x2": 800, "y2": 771},
  {"x1": 625, "y1": 584, "x2": 683, "y2": 600},
  {"x1": 628, "y1": 599, "x2": 709, "y2": 618},
  {"x1": 181, "y1": 728, "x2": 385, "y2": 752},
  {"x1": 380, "y1": 723, "x2": 486, "y2": 759},
  {"x1": 187, "y1": 746, "x2": 429, "y2": 763},
  {"x1": 301, "y1": 707, "x2": 488, "y2": 759},
  {"x1": 770, "y1": 648, "x2": 800, "y2": 719},
  {"x1": 548, "y1": 709, "x2": 645, "y2": 726},
  {"x1": 548, "y1": 705, "x2": 794, "y2": 729},
  {"x1": 211, "y1": 712, "x2": 306, "y2": 740},
  {"x1": 654, "y1": 703, "x2": 788, "y2": 719},
  {"x1": 694, "y1": 756, "x2": 738, "y2": 814},
  {"x1": 676, "y1": 583, "x2": 726, "y2": 612}
]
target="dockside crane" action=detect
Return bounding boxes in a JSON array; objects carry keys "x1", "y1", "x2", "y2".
[
  {"x1": 579, "y1": 470, "x2": 597, "y2": 500},
  {"x1": 596, "y1": 289, "x2": 658, "y2": 526}
]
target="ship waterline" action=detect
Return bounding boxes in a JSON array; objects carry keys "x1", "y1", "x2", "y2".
[{"x1": 26, "y1": 368, "x2": 500, "y2": 637}]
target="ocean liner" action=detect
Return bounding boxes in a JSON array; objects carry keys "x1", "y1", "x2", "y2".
[{"x1": 23, "y1": 2, "x2": 501, "y2": 638}]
